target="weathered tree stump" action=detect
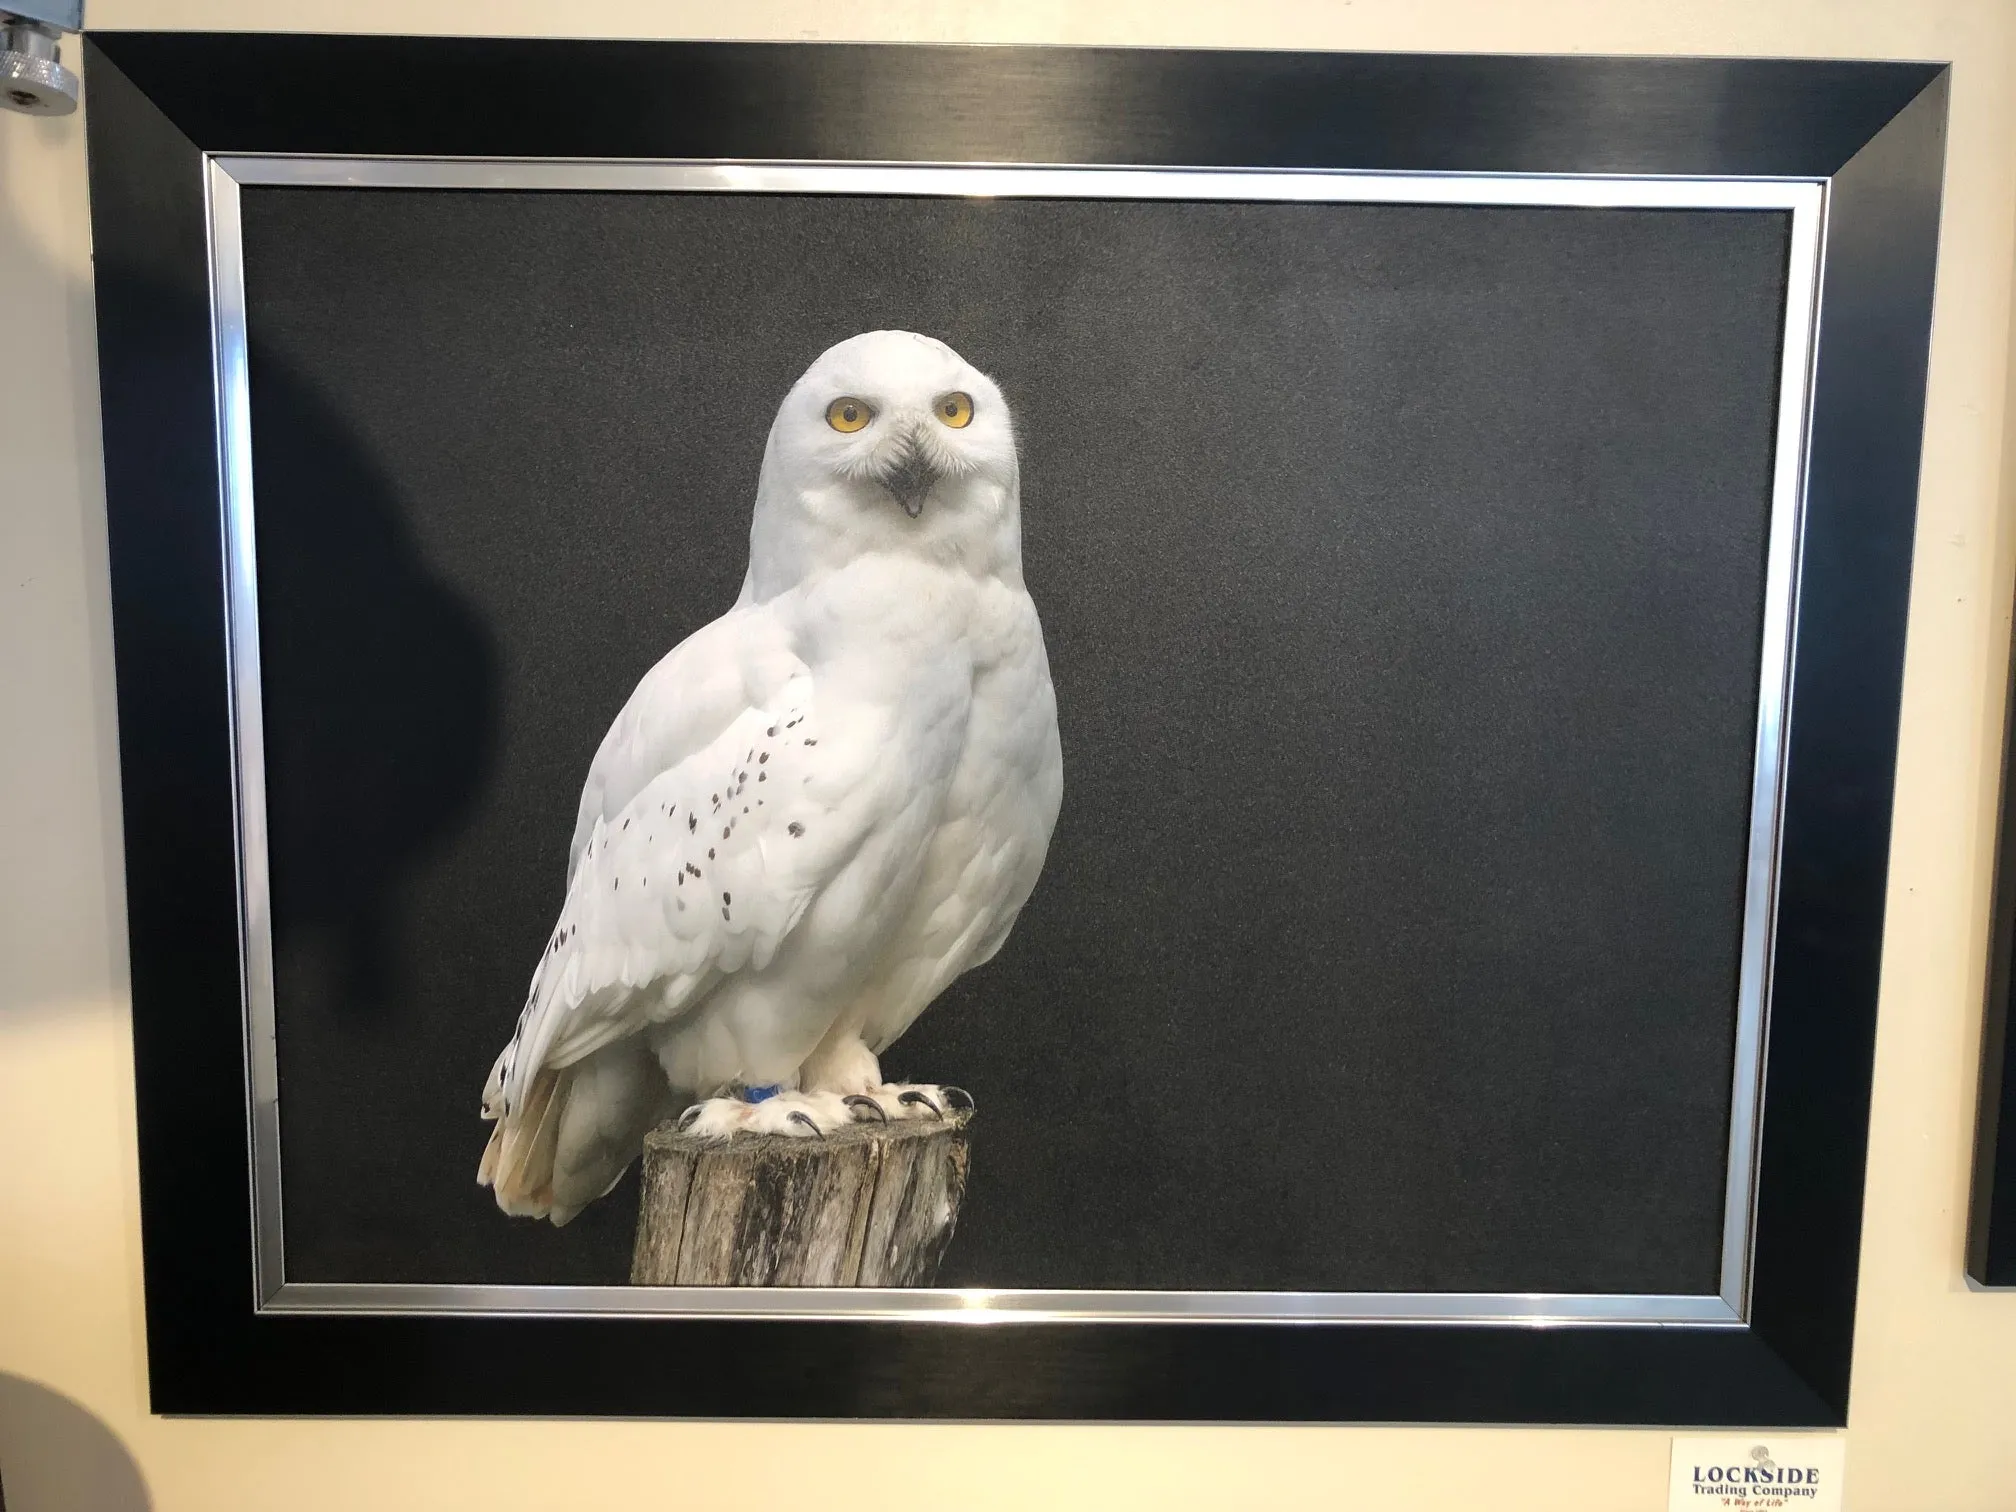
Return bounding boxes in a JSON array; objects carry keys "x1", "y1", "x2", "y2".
[{"x1": 630, "y1": 1111, "x2": 972, "y2": 1286}]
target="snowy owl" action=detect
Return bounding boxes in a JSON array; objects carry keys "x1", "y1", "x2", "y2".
[{"x1": 478, "y1": 330, "x2": 1064, "y2": 1225}]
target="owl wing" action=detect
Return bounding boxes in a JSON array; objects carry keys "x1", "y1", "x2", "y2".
[
  {"x1": 565, "y1": 605, "x2": 805, "y2": 878},
  {"x1": 477, "y1": 649, "x2": 969, "y2": 1222},
  {"x1": 490, "y1": 665, "x2": 867, "y2": 1117}
]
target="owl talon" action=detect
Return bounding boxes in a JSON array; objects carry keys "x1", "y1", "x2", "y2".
[
  {"x1": 787, "y1": 1111, "x2": 824, "y2": 1138},
  {"x1": 941, "y1": 1086, "x2": 975, "y2": 1112},
  {"x1": 899, "y1": 1090, "x2": 943, "y2": 1118},
  {"x1": 843, "y1": 1094, "x2": 887, "y2": 1123}
]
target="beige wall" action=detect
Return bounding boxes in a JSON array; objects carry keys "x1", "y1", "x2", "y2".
[{"x1": 3, "y1": 3, "x2": 2013, "y2": 1508}]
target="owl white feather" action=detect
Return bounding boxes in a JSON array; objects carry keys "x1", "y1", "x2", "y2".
[{"x1": 478, "y1": 330, "x2": 1063, "y2": 1225}]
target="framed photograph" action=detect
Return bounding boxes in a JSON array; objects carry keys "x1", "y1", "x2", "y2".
[{"x1": 86, "y1": 34, "x2": 1946, "y2": 1422}]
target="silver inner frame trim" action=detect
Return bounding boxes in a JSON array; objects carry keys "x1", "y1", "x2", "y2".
[{"x1": 204, "y1": 156, "x2": 1826, "y2": 1326}]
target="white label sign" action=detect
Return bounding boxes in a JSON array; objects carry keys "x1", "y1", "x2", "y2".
[{"x1": 1669, "y1": 1437, "x2": 1844, "y2": 1512}]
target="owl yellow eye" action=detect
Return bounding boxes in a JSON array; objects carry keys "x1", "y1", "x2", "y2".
[
  {"x1": 936, "y1": 391, "x2": 975, "y2": 429},
  {"x1": 826, "y1": 397, "x2": 873, "y2": 433}
]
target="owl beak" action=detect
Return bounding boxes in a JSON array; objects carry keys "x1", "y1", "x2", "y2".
[{"x1": 878, "y1": 436, "x2": 940, "y2": 519}]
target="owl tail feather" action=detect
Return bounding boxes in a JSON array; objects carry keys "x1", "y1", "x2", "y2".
[
  {"x1": 479, "y1": 1037, "x2": 671, "y2": 1227},
  {"x1": 478, "y1": 1066, "x2": 568, "y2": 1222}
]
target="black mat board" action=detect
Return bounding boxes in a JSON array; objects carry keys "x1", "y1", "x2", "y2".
[{"x1": 237, "y1": 188, "x2": 1789, "y2": 1294}]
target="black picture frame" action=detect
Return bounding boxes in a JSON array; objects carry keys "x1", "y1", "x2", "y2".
[{"x1": 84, "y1": 32, "x2": 1947, "y2": 1423}]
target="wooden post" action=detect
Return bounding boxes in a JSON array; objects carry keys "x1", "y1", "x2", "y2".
[{"x1": 630, "y1": 1110, "x2": 972, "y2": 1286}]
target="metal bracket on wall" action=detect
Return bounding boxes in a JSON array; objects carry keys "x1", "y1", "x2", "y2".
[{"x1": 1, "y1": 2, "x2": 82, "y2": 116}]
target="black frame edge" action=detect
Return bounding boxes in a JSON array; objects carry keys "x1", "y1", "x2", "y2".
[
  {"x1": 1968, "y1": 620, "x2": 2016, "y2": 1283},
  {"x1": 83, "y1": 38, "x2": 268, "y2": 1412},
  {"x1": 87, "y1": 33, "x2": 1941, "y2": 177},
  {"x1": 1969, "y1": 542, "x2": 2016, "y2": 1280},
  {"x1": 1745, "y1": 66, "x2": 1949, "y2": 1413}
]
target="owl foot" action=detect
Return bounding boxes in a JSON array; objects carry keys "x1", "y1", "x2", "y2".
[
  {"x1": 834, "y1": 1083, "x2": 974, "y2": 1123},
  {"x1": 676, "y1": 1089, "x2": 858, "y2": 1140},
  {"x1": 675, "y1": 1084, "x2": 973, "y2": 1140}
]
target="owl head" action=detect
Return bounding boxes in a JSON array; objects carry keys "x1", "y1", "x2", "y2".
[{"x1": 745, "y1": 330, "x2": 1022, "y2": 597}]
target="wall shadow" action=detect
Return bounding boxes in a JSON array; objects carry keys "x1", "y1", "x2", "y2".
[
  {"x1": 0, "y1": 97, "x2": 129, "y2": 1019},
  {"x1": 0, "y1": 1374, "x2": 150, "y2": 1512}
]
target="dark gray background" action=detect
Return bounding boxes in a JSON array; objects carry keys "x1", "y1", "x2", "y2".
[{"x1": 240, "y1": 188, "x2": 1787, "y2": 1293}]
